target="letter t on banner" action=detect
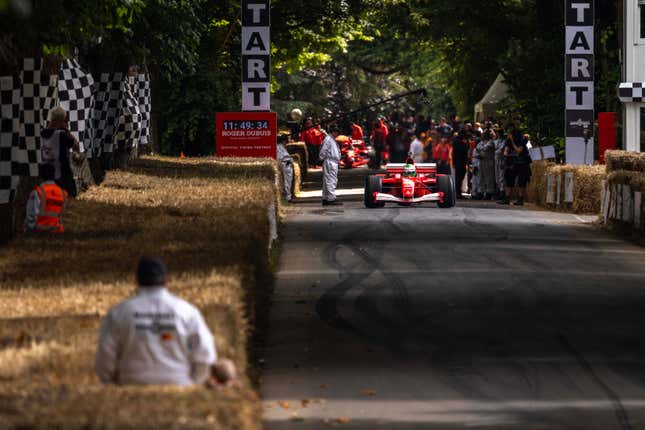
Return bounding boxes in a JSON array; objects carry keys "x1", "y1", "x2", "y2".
[
  {"x1": 565, "y1": 0, "x2": 594, "y2": 165},
  {"x1": 242, "y1": 0, "x2": 271, "y2": 111}
]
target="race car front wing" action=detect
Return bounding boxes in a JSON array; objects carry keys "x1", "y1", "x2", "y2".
[{"x1": 374, "y1": 192, "x2": 443, "y2": 204}]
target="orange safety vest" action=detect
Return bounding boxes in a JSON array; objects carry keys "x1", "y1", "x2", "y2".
[{"x1": 34, "y1": 183, "x2": 68, "y2": 233}]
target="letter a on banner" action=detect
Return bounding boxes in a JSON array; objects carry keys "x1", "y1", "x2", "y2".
[{"x1": 242, "y1": 0, "x2": 271, "y2": 111}]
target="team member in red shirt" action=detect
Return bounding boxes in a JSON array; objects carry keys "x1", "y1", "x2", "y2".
[
  {"x1": 350, "y1": 121, "x2": 364, "y2": 140},
  {"x1": 300, "y1": 118, "x2": 324, "y2": 168},
  {"x1": 370, "y1": 119, "x2": 389, "y2": 167},
  {"x1": 433, "y1": 138, "x2": 451, "y2": 175}
]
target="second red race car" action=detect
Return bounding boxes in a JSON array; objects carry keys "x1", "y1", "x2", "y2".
[
  {"x1": 364, "y1": 158, "x2": 456, "y2": 209},
  {"x1": 337, "y1": 135, "x2": 371, "y2": 169}
]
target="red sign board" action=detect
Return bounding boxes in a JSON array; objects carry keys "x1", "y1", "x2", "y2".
[
  {"x1": 598, "y1": 112, "x2": 616, "y2": 164},
  {"x1": 215, "y1": 112, "x2": 277, "y2": 158}
]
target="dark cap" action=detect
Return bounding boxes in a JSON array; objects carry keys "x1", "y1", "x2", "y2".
[{"x1": 136, "y1": 257, "x2": 167, "y2": 287}]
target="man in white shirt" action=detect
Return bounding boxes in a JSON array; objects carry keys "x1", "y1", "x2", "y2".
[
  {"x1": 95, "y1": 257, "x2": 217, "y2": 385},
  {"x1": 409, "y1": 133, "x2": 424, "y2": 164},
  {"x1": 319, "y1": 127, "x2": 342, "y2": 206}
]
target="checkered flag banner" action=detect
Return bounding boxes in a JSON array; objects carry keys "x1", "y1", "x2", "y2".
[
  {"x1": 0, "y1": 59, "x2": 58, "y2": 203},
  {"x1": 59, "y1": 59, "x2": 95, "y2": 153},
  {"x1": 17, "y1": 58, "x2": 44, "y2": 178},
  {"x1": 115, "y1": 76, "x2": 141, "y2": 151},
  {"x1": 0, "y1": 76, "x2": 19, "y2": 203},
  {"x1": 41, "y1": 75, "x2": 58, "y2": 130},
  {"x1": 93, "y1": 73, "x2": 123, "y2": 155},
  {"x1": 618, "y1": 82, "x2": 645, "y2": 103},
  {"x1": 136, "y1": 74, "x2": 151, "y2": 146}
]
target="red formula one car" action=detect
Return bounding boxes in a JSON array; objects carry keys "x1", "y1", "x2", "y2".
[
  {"x1": 364, "y1": 159, "x2": 456, "y2": 208},
  {"x1": 337, "y1": 136, "x2": 371, "y2": 169}
]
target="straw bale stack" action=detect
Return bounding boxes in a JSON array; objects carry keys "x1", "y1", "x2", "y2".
[
  {"x1": 526, "y1": 161, "x2": 605, "y2": 214},
  {"x1": 602, "y1": 151, "x2": 645, "y2": 232},
  {"x1": 286, "y1": 142, "x2": 308, "y2": 176},
  {"x1": 605, "y1": 150, "x2": 645, "y2": 173},
  {"x1": 291, "y1": 153, "x2": 302, "y2": 196},
  {"x1": 0, "y1": 157, "x2": 279, "y2": 429},
  {"x1": 526, "y1": 160, "x2": 553, "y2": 207}
]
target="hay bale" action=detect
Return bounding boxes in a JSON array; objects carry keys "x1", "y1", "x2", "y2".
[
  {"x1": 526, "y1": 160, "x2": 553, "y2": 206},
  {"x1": 292, "y1": 157, "x2": 302, "y2": 197},
  {"x1": 0, "y1": 157, "x2": 278, "y2": 429},
  {"x1": 605, "y1": 150, "x2": 645, "y2": 173},
  {"x1": 526, "y1": 161, "x2": 605, "y2": 213},
  {"x1": 286, "y1": 142, "x2": 308, "y2": 176},
  {"x1": 549, "y1": 164, "x2": 605, "y2": 213},
  {"x1": 608, "y1": 170, "x2": 645, "y2": 194}
]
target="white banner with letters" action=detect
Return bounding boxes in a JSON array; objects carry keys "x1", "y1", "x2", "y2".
[
  {"x1": 242, "y1": 0, "x2": 270, "y2": 111},
  {"x1": 565, "y1": 0, "x2": 594, "y2": 165}
]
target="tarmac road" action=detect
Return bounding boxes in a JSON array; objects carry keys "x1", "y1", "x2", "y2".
[{"x1": 261, "y1": 168, "x2": 645, "y2": 429}]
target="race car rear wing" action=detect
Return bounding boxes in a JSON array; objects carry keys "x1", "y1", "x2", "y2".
[{"x1": 386, "y1": 163, "x2": 437, "y2": 174}]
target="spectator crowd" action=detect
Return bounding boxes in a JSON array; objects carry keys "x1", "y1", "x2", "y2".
[{"x1": 299, "y1": 112, "x2": 533, "y2": 206}]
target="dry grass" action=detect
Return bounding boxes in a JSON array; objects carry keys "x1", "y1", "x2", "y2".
[
  {"x1": 0, "y1": 156, "x2": 280, "y2": 429},
  {"x1": 526, "y1": 161, "x2": 605, "y2": 214},
  {"x1": 606, "y1": 150, "x2": 645, "y2": 173}
]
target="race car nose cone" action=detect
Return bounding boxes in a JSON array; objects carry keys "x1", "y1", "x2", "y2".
[{"x1": 402, "y1": 178, "x2": 415, "y2": 198}]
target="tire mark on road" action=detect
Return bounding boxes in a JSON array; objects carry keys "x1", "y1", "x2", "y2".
[
  {"x1": 316, "y1": 207, "x2": 418, "y2": 349},
  {"x1": 557, "y1": 332, "x2": 633, "y2": 430}
]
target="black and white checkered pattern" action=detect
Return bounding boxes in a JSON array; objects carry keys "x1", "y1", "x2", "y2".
[
  {"x1": 58, "y1": 59, "x2": 95, "y2": 153},
  {"x1": 40, "y1": 75, "x2": 58, "y2": 129},
  {"x1": 136, "y1": 74, "x2": 151, "y2": 146},
  {"x1": 93, "y1": 73, "x2": 123, "y2": 155},
  {"x1": 116, "y1": 76, "x2": 141, "y2": 151},
  {"x1": 0, "y1": 58, "x2": 154, "y2": 202},
  {"x1": 618, "y1": 82, "x2": 645, "y2": 103},
  {"x1": 0, "y1": 58, "x2": 55, "y2": 203},
  {"x1": 0, "y1": 76, "x2": 19, "y2": 202},
  {"x1": 17, "y1": 58, "x2": 43, "y2": 178}
]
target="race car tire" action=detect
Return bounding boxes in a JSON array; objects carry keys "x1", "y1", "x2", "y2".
[
  {"x1": 437, "y1": 175, "x2": 456, "y2": 208},
  {"x1": 365, "y1": 175, "x2": 385, "y2": 208}
]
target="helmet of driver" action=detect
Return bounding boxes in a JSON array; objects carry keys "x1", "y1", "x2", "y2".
[{"x1": 403, "y1": 163, "x2": 416, "y2": 177}]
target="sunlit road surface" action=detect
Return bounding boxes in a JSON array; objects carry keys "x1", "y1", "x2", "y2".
[{"x1": 261, "y1": 169, "x2": 645, "y2": 429}]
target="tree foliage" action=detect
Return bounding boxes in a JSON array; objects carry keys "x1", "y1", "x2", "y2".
[{"x1": 0, "y1": 0, "x2": 625, "y2": 154}]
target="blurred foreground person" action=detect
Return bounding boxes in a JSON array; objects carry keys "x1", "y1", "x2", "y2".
[
  {"x1": 95, "y1": 257, "x2": 217, "y2": 385},
  {"x1": 40, "y1": 106, "x2": 79, "y2": 197},
  {"x1": 206, "y1": 358, "x2": 239, "y2": 389},
  {"x1": 320, "y1": 127, "x2": 342, "y2": 206},
  {"x1": 24, "y1": 164, "x2": 68, "y2": 233}
]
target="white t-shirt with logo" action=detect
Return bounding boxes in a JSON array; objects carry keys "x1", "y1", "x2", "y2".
[{"x1": 95, "y1": 287, "x2": 216, "y2": 385}]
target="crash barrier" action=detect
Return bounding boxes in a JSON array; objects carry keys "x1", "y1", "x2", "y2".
[
  {"x1": 601, "y1": 151, "x2": 645, "y2": 232},
  {"x1": 526, "y1": 161, "x2": 605, "y2": 214},
  {"x1": 0, "y1": 156, "x2": 281, "y2": 429},
  {"x1": 286, "y1": 142, "x2": 308, "y2": 176}
]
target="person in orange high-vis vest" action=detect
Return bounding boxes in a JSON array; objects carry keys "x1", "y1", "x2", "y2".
[{"x1": 24, "y1": 164, "x2": 68, "y2": 233}]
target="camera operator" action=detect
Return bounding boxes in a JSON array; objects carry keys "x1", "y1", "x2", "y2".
[{"x1": 498, "y1": 129, "x2": 531, "y2": 206}]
